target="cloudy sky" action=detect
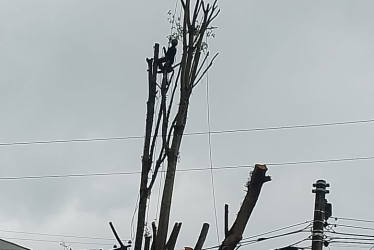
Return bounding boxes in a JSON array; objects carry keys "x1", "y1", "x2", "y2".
[{"x1": 1, "y1": 1, "x2": 374, "y2": 250}]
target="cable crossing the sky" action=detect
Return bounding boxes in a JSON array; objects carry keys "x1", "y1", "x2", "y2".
[
  {"x1": 2, "y1": 155, "x2": 374, "y2": 181},
  {"x1": 1, "y1": 117, "x2": 374, "y2": 147}
]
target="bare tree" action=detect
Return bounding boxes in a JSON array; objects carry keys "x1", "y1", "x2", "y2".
[
  {"x1": 219, "y1": 165, "x2": 271, "y2": 250},
  {"x1": 135, "y1": 1, "x2": 219, "y2": 250},
  {"x1": 135, "y1": 2, "x2": 271, "y2": 250}
]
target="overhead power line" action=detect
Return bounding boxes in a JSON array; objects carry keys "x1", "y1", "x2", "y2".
[
  {"x1": 332, "y1": 224, "x2": 374, "y2": 231},
  {"x1": 0, "y1": 136, "x2": 143, "y2": 147},
  {"x1": 329, "y1": 240, "x2": 374, "y2": 245},
  {"x1": 205, "y1": 46, "x2": 220, "y2": 244},
  {"x1": 240, "y1": 228, "x2": 310, "y2": 245},
  {"x1": 0, "y1": 236, "x2": 114, "y2": 246},
  {"x1": 1, "y1": 118, "x2": 374, "y2": 147},
  {"x1": 0, "y1": 229, "x2": 115, "y2": 241},
  {"x1": 241, "y1": 220, "x2": 312, "y2": 241},
  {"x1": 327, "y1": 231, "x2": 374, "y2": 239},
  {"x1": 202, "y1": 220, "x2": 312, "y2": 250},
  {"x1": 329, "y1": 236, "x2": 374, "y2": 241},
  {"x1": 239, "y1": 223, "x2": 312, "y2": 246},
  {"x1": 2, "y1": 155, "x2": 374, "y2": 181},
  {"x1": 332, "y1": 216, "x2": 374, "y2": 224},
  {"x1": 0, "y1": 171, "x2": 142, "y2": 180},
  {"x1": 267, "y1": 156, "x2": 374, "y2": 166}
]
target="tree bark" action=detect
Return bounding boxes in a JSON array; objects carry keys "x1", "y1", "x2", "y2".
[
  {"x1": 219, "y1": 164, "x2": 271, "y2": 250},
  {"x1": 155, "y1": 94, "x2": 190, "y2": 250},
  {"x1": 139, "y1": 2, "x2": 220, "y2": 250},
  {"x1": 224, "y1": 204, "x2": 229, "y2": 238},
  {"x1": 165, "y1": 222, "x2": 182, "y2": 250},
  {"x1": 144, "y1": 236, "x2": 151, "y2": 250},
  {"x1": 135, "y1": 44, "x2": 160, "y2": 250},
  {"x1": 150, "y1": 222, "x2": 157, "y2": 250},
  {"x1": 194, "y1": 223, "x2": 210, "y2": 250}
]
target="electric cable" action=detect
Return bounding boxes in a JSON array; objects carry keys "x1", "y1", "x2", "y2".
[
  {"x1": 326, "y1": 230, "x2": 374, "y2": 238},
  {"x1": 332, "y1": 217, "x2": 374, "y2": 224},
  {"x1": 1, "y1": 118, "x2": 374, "y2": 147},
  {"x1": 240, "y1": 225, "x2": 312, "y2": 245},
  {"x1": 0, "y1": 236, "x2": 114, "y2": 246},
  {"x1": 329, "y1": 237, "x2": 374, "y2": 241},
  {"x1": 328, "y1": 240, "x2": 374, "y2": 245},
  {"x1": 331, "y1": 223, "x2": 374, "y2": 231},
  {"x1": 3, "y1": 154, "x2": 374, "y2": 181},
  {"x1": 267, "y1": 155, "x2": 374, "y2": 166},
  {"x1": 202, "y1": 220, "x2": 312, "y2": 250},
  {"x1": 205, "y1": 35, "x2": 220, "y2": 244},
  {"x1": 273, "y1": 237, "x2": 311, "y2": 250},
  {"x1": 324, "y1": 218, "x2": 374, "y2": 249},
  {"x1": 330, "y1": 244, "x2": 371, "y2": 249},
  {"x1": 130, "y1": 193, "x2": 140, "y2": 242},
  {"x1": 241, "y1": 220, "x2": 313, "y2": 241},
  {"x1": 0, "y1": 229, "x2": 114, "y2": 241}
]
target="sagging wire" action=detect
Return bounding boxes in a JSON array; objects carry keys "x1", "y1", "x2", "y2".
[
  {"x1": 239, "y1": 228, "x2": 312, "y2": 246},
  {"x1": 202, "y1": 220, "x2": 313, "y2": 250},
  {"x1": 241, "y1": 220, "x2": 313, "y2": 241},
  {"x1": 331, "y1": 216, "x2": 374, "y2": 224},
  {"x1": 204, "y1": 30, "x2": 220, "y2": 245},
  {"x1": 324, "y1": 220, "x2": 374, "y2": 249},
  {"x1": 275, "y1": 237, "x2": 312, "y2": 250}
]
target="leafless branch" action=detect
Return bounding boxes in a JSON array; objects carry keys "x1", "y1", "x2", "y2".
[
  {"x1": 189, "y1": 50, "x2": 202, "y2": 86},
  {"x1": 150, "y1": 98, "x2": 163, "y2": 164},
  {"x1": 194, "y1": 223, "x2": 210, "y2": 250},
  {"x1": 166, "y1": 67, "x2": 181, "y2": 127},
  {"x1": 193, "y1": 52, "x2": 219, "y2": 88},
  {"x1": 161, "y1": 75, "x2": 169, "y2": 149},
  {"x1": 194, "y1": 52, "x2": 210, "y2": 80},
  {"x1": 150, "y1": 222, "x2": 157, "y2": 250},
  {"x1": 165, "y1": 223, "x2": 182, "y2": 250},
  {"x1": 147, "y1": 150, "x2": 167, "y2": 192},
  {"x1": 191, "y1": 0, "x2": 201, "y2": 27}
]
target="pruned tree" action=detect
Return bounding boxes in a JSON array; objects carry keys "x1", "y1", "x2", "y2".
[
  {"x1": 135, "y1": 1, "x2": 219, "y2": 250},
  {"x1": 134, "y1": 0, "x2": 219, "y2": 249},
  {"x1": 219, "y1": 165, "x2": 271, "y2": 250},
  {"x1": 135, "y1": 1, "x2": 271, "y2": 250}
]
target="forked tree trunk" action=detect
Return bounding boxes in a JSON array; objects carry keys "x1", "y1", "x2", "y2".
[
  {"x1": 135, "y1": 44, "x2": 159, "y2": 250},
  {"x1": 154, "y1": 0, "x2": 219, "y2": 249},
  {"x1": 135, "y1": 1, "x2": 220, "y2": 250}
]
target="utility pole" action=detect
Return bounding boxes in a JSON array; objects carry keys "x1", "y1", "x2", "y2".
[{"x1": 311, "y1": 180, "x2": 330, "y2": 250}]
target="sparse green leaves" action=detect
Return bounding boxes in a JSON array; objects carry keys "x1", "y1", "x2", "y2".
[{"x1": 166, "y1": 8, "x2": 217, "y2": 53}]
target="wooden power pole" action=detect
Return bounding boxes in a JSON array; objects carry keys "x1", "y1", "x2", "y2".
[{"x1": 311, "y1": 180, "x2": 330, "y2": 250}]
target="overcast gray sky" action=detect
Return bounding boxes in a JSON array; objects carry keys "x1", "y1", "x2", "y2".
[{"x1": 1, "y1": 1, "x2": 374, "y2": 250}]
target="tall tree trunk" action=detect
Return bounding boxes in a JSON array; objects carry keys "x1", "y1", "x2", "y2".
[
  {"x1": 135, "y1": 44, "x2": 159, "y2": 250},
  {"x1": 219, "y1": 164, "x2": 271, "y2": 250},
  {"x1": 137, "y1": 1, "x2": 220, "y2": 249},
  {"x1": 155, "y1": 93, "x2": 190, "y2": 250}
]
